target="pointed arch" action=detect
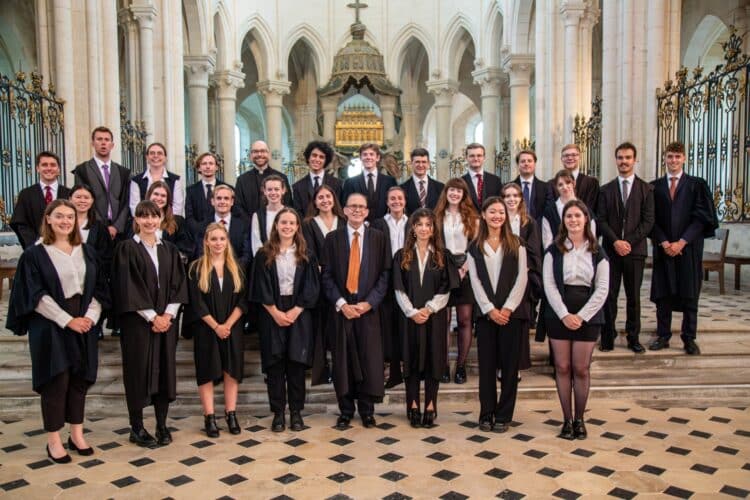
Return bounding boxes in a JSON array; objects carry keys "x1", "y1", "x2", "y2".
[
  {"x1": 481, "y1": 1, "x2": 504, "y2": 67},
  {"x1": 182, "y1": 0, "x2": 209, "y2": 55},
  {"x1": 388, "y1": 23, "x2": 435, "y2": 82},
  {"x1": 683, "y1": 15, "x2": 729, "y2": 69},
  {"x1": 441, "y1": 13, "x2": 478, "y2": 80},
  {"x1": 212, "y1": 1, "x2": 232, "y2": 70},
  {"x1": 283, "y1": 24, "x2": 328, "y2": 85},
  {"x1": 238, "y1": 13, "x2": 276, "y2": 81},
  {"x1": 510, "y1": 0, "x2": 535, "y2": 54}
]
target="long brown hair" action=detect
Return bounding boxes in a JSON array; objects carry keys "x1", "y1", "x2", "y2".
[
  {"x1": 475, "y1": 197, "x2": 520, "y2": 257},
  {"x1": 400, "y1": 208, "x2": 445, "y2": 270},
  {"x1": 554, "y1": 199, "x2": 599, "y2": 254},
  {"x1": 189, "y1": 223, "x2": 244, "y2": 293},
  {"x1": 40, "y1": 199, "x2": 82, "y2": 246},
  {"x1": 263, "y1": 207, "x2": 309, "y2": 267},
  {"x1": 501, "y1": 183, "x2": 530, "y2": 227},
  {"x1": 304, "y1": 183, "x2": 345, "y2": 220},
  {"x1": 146, "y1": 180, "x2": 178, "y2": 235},
  {"x1": 433, "y1": 178, "x2": 479, "y2": 240}
]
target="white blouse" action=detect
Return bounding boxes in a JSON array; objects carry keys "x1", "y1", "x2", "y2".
[
  {"x1": 394, "y1": 248, "x2": 450, "y2": 318},
  {"x1": 541, "y1": 198, "x2": 597, "y2": 249},
  {"x1": 133, "y1": 234, "x2": 181, "y2": 322},
  {"x1": 442, "y1": 211, "x2": 470, "y2": 254},
  {"x1": 314, "y1": 215, "x2": 338, "y2": 237},
  {"x1": 78, "y1": 218, "x2": 90, "y2": 243},
  {"x1": 276, "y1": 245, "x2": 297, "y2": 296},
  {"x1": 251, "y1": 208, "x2": 281, "y2": 255},
  {"x1": 35, "y1": 244, "x2": 102, "y2": 328},
  {"x1": 384, "y1": 213, "x2": 407, "y2": 256},
  {"x1": 542, "y1": 240, "x2": 609, "y2": 321},
  {"x1": 467, "y1": 243, "x2": 528, "y2": 315}
]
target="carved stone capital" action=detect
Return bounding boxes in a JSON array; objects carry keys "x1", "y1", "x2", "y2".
[
  {"x1": 130, "y1": 5, "x2": 157, "y2": 29},
  {"x1": 184, "y1": 55, "x2": 216, "y2": 87},
  {"x1": 257, "y1": 80, "x2": 291, "y2": 106},
  {"x1": 472, "y1": 67, "x2": 505, "y2": 96},
  {"x1": 560, "y1": 0, "x2": 586, "y2": 27},
  {"x1": 213, "y1": 70, "x2": 245, "y2": 100},
  {"x1": 426, "y1": 80, "x2": 459, "y2": 106},
  {"x1": 501, "y1": 55, "x2": 534, "y2": 87}
]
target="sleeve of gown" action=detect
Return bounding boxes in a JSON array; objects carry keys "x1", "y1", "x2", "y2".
[
  {"x1": 297, "y1": 256, "x2": 320, "y2": 309},
  {"x1": 35, "y1": 294, "x2": 73, "y2": 328},
  {"x1": 502, "y1": 246, "x2": 528, "y2": 312},
  {"x1": 6, "y1": 250, "x2": 52, "y2": 334},
  {"x1": 112, "y1": 241, "x2": 159, "y2": 315},
  {"x1": 524, "y1": 221, "x2": 543, "y2": 301},
  {"x1": 186, "y1": 268, "x2": 212, "y2": 321},
  {"x1": 250, "y1": 213, "x2": 262, "y2": 255},
  {"x1": 542, "y1": 217, "x2": 553, "y2": 250},
  {"x1": 425, "y1": 259, "x2": 455, "y2": 313},
  {"x1": 251, "y1": 250, "x2": 275, "y2": 305},
  {"x1": 392, "y1": 252, "x2": 416, "y2": 318},
  {"x1": 363, "y1": 232, "x2": 392, "y2": 308},
  {"x1": 129, "y1": 181, "x2": 140, "y2": 216},
  {"x1": 172, "y1": 178, "x2": 185, "y2": 216},
  {"x1": 543, "y1": 252, "x2": 569, "y2": 320},
  {"x1": 682, "y1": 178, "x2": 719, "y2": 242},
  {"x1": 467, "y1": 253, "x2": 494, "y2": 315},
  {"x1": 577, "y1": 257, "x2": 610, "y2": 322}
]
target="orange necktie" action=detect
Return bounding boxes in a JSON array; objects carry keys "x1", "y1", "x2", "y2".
[
  {"x1": 346, "y1": 230, "x2": 360, "y2": 294},
  {"x1": 669, "y1": 176, "x2": 678, "y2": 200}
]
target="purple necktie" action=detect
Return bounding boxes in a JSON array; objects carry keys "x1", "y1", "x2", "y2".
[{"x1": 102, "y1": 164, "x2": 112, "y2": 219}]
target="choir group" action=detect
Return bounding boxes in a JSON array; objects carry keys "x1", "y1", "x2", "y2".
[{"x1": 5, "y1": 127, "x2": 719, "y2": 464}]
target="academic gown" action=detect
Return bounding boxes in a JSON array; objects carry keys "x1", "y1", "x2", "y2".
[
  {"x1": 518, "y1": 219, "x2": 542, "y2": 370},
  {"x1": 6, "y1": 244, "x2": 108, "y2": 392},
  {"x1": 112, "y1": 239, "x2": 188, "y2": 411},
  {"x1": 393, "y1": 249, "x2": 457, "y2": 381},
  {"x1": 321, "y1": 227, "x2": 391, "y2": 402},
  {"x1": 84, "y1": 220, "x2": 115, "y2": 277},
  {"x1": 125, "y1": 215, "x2": 194, "y2": 259},
  {"x1": 251, "y1": 249, "x2": 320, "y2": 372},
  {"x1": 10, "y1": 184, "x2": 72, "y2": 248},
  {"x1": 649, "y1": 174, "x2": 718, "y2": 309}
]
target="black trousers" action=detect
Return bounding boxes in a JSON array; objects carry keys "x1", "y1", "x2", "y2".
[
  {"x1": 476, "y1": 318, "x2": 522, "y2": 423},
  {"x1": 405, "y1": 376, "x2": 439, "y2": 412},
  {"x1": 266, "y1": 358, "x2": 307, "y2": 413},
  {"x1": 40, "y1": 370, "x2": 89, "y2": 432},
  {"x1": 602, "y1": 255, "x2": 645, "y2": 345},
  {"x1": 129, "y1": 395, "x2": 170, "y2": 430},
  {"x1": 656, "y1": 298, "x2": 698, "y2": 340},
  {"x1": 338, "y1": 388, "x2": 374, "y2": 418}
]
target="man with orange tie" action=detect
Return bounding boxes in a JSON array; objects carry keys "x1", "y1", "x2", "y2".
[
  {"x1": 321, "y1": 192, "x2": 391, "y2": 429},
  {"x1": 10, "y1": 151, "x2": 72, "y2": 248}
]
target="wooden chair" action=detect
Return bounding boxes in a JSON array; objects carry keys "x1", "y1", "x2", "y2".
[
  {"x1": 726, "y1": 255, "x2": 750, "y2": 290},
  {"x1": 703, "y1": 228, "x2": 729, "y2": 294},
  {"x1": 0, "y1": 261, "x2": 16, "y2": 300}
]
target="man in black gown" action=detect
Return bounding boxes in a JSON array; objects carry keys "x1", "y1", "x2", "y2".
[
  {"x1": 649, "y1": 141, "x2": 718, "y2": 355},
  {"x1": 234, "y1": 140, "x2": 292, "y2": 218},
  {"x1": 321, "y1": 193, "x2": 391, "y2": 428}
]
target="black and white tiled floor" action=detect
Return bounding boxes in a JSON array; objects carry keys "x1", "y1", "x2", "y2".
[{"x1": 1, "y1": 401, "x2": 749, "y2": 499}]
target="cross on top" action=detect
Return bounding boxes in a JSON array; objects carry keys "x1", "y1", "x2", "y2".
[{"x1": 347, "y1": 0, "x2": 368, "y2": 23}]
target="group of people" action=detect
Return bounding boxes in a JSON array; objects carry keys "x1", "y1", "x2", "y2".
[{"x1": 6, "y1": 125, "x2": 718, "y2": 464}]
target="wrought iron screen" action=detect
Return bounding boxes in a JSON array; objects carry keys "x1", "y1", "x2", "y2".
[
  {"x1": 573, "y1": 96, "x2": 602, "y2": 180},
  {"x1": 184, "y1": 143, "x2": 226, "y2": 186},
  {"x1": 119, "y1": 102, "x2": 148, "y2": 176},
  {"x1": 494, "y1": 139, "x2": 512, "y2": 183},
  {"x1": 656, "y1": 26, "x2": 749, "y2": 222},
  {"x1": 0, "y1": 72, "x2": 65, "y2": 228}
]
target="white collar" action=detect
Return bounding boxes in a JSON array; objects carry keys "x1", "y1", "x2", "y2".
[
  {"x1": 40, "y1": 180, "x2": 59, "y2": 190},
  {"x1": 94, "y1": 156, "x2": 111, "y2": 168},
  {"x1": 202, "y1": 178, "x2": 217, "y2": 187},
  {"x1": 145, "y1": 167, "x2": 168, "y2": 181},
  {"x1": 470, "y1": 169, "x2": 485, "y2": 177},
  {"x1": 570, "y1": 168, "x2": 580, "y2": 179},
  {"x1": 347, "y1": 223, "x2": 365, "y2": 237},
  {"x1": 385, "y1": 213, "x2": 406, "y2": 225},
  {"x1": 133, "y1": 233, "x2": 163, "y2": 246},
  {"x1": 519, "y1": 174, "x2": 534, "y2": 183},
  {"x1": 215, "y1": 213, "x2": 232, "y2": 223},
  {"x1": 254, "y1": 164, "x2": 268, "y2": 174},
  {"x1": 618, "y1": 174, "x2": 635, "y2": 184},
  {"x1": 363, "y1": 168, "x2": 378, "y2": 177},
  {"x1": 668, "y1": 170, "x2": 684, "y2": 181},
  {"x1": 413, "y1": 174, "x2": 428, "y2": 184}
]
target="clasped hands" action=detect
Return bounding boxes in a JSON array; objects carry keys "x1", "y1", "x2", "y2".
[
  {"x1": 269, "y1": 305, "x2": 303, "y2": 327},
  {"x1": 151, "y1": 313, "x2": 173, "y2": 333},
  {"x1": 340, "y1": 302, "x2": 372, "y2": 320},
  {"x1": 661, "y1": 239, "x2": 687, "y2": 257},
  {"x1": 66, "y1": 317, "x2": 94, "y2": 334},
  {"x1": 561, "y1": 313, "x2": 584, "y2": 330},
  {"x1": 488, "y1": 307, "x2": 512, "y2": 326}
]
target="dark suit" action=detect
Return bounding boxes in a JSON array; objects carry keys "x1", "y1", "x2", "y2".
[
  {"x1": 512, "y1": 176, "x2": 549, "y2": 221},
  {"x1": 650, "y1": 173, "x2": 718, "y2": 341},
  {"x1": 462, "y1": 170, "x2": 503, "y2": 210},
  {"x1": 72, "y1": 159, "x2": 131, "y2": 235},
  {"x1": 340, "y1": 170, "x2": 397, "y2": 221},
  {"x1": 596, "y1": 176, "x2": 655, "y2": 346},
  {"x1": 234, "y1": 166, "x2": 293, "y2": 219},
  {"x1": 191, "y1": 213, "x2": 251, "y2": 270},
  {"x1": 292, "y1": 172, "x2": 342, "y2": 216},
  {"x1": 185, "y1": 180, "x2": 228, "y2": 225},
  {"x1": 10, "y1": 184, "x2": 72, "y2": 248},
  {"x1": 401, "y1": 176, "x2": 444, "y2": 214}
]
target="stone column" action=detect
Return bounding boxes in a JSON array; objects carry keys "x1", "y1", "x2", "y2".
[
  {"x1": 379, "y1": 95, "x2": 397, "y2": 146},
  {"x1": 100, "y1": 0, "x2": 121, "y2": 161},
  {"x1": 503, "y1": 56, "x2": 534, "y2": 154},
  {"x1": 560, "y1": 1, "x2": 586, "y2": 141},
  {"x1": 643, "y1": 0, "x2": 667, "y2": 181},
  {"x1": 36, "y1": 0, "x2": 51, "y2": 82},
  {"x1": 184, "y1": 55, "x2": 215, "y2": 152},
  {"x1": 578, "y1": 6, "x2": 599, "y2": 116},
  {"x1": 258, "y1": 80, "x2": 291, "y2": 168},
  {"x1": 213, "y1": 69, "x2": 245, "y2": 184},
  {"x1": 118, "y1": 8, "x2": 139, "y2": 118},
  {"x1": 472, "y1": 67, "x2": 504, "y2": 158},
  {"x1": 296, "y1": 103, "x2": 316, "y2": 151},
  {"x1": 130, "y1": 4, "x2": 157, "y2": 134},
  {"x1": 600, "y1": 0, "x2": 618, "y2": 182},
  {"x1": 426, "y1": 80, "x2": 459, "y2": 181},
  {"x1": 401, "y1": 102, "x2": 419, "y2": 158},
  {"x1": 52, "y1": 0, "x2": 77, "y2": 169},
  {"x1": 320, "y1": 96, "x2": 339, "y2": 143}
]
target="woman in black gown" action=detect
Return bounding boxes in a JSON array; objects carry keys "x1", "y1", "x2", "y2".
[
  {"x1": 145, "y1": 180, "x2": 194, "y2": 259},
  {"x1": 112, "y1": 200, "x2": 188, "y2": 448},
  {"x1": 185, "y1": 222, "x2": 248, "y2": 437},
  {"x1": 252, "y1": 207, "x2": 320, "y2": 432},
  {"x1": 6, "y1": 200, "x2": 107, "y2": 463},
  {"x1": 394, "y1": 208, "x2": 455, "y2": 428}
]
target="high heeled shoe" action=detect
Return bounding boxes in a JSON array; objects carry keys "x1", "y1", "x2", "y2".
[
  {"x1": 558, "y1": 420, "x2": 575, "y2": 440},
  {"x1": 225, "y1": 411, "x2": 241, "y2": 435},
  {"x1": 47, "y1": 444, "x2": 72, "y2": 464},
  {"x1": 421, "y1": 410, "x2": 436, "y2": 429},
  {"x1": 204, "y1": 414, "x2": 220, "y2": 438},
  {"x1": 67, "y1": 436, "x2": 93, "y2": 456},
  {"x1": 408, "y1": 408, "x2": 422, "y2": 428},
  {"x1": 572, "y1": 418, "x2": 587, "y2": 439}
]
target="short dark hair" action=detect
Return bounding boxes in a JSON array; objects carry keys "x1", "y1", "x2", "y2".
[
  {"x1": 146, "y1": 142, "x2": 168, "y2": 156},
  {"x1": 303, "y1": 141, "x2": 334, "y2": 167},
  {"x1": 91, "y1": 126, "x2": 114, "y2": 141},
  {"x1": 410, "y1": 147, "x2": 430, "y2": 160},
  {"x1": 69, "y1": 184, "x2": 98, "y2": 227},
  {"x1": 35, "y1": 151, "x2": 61, "y2": 167},
  {"x1": 465, "y1": 143, "x2": 485, "y2": 155},
  {"x1": 515, "y1": 149, "x2": 537, "y2": 164},
  {"x1": 358, "y1": 143, "x2": 381, "y2": 156},
  {"x1": 665, "y1": 141, "x2": 685, "y2": 154},
  {"x1": 615, "y1": 141, "x2": 637, "y2": 159}
]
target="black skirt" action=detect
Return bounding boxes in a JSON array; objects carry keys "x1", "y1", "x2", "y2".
[
  {"x1": 546, "y1": 286, "x2": 600, "y2": 342},
  {"x1": 449, "y1": 275, "x2": 474, "y2": 306}
]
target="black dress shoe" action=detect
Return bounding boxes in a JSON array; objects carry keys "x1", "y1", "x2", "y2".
[
  {"x1": 155, "y1": 426, "x2": 172, "y2": 446},
  {"x1": 572, "y1": 418, "x2": 587, "y2": 439},
  {"x1": 67, "y1": 436, "x2": 94, "y2": 456},
  {"x1": 627, "y1": 339, "x2": 646, "y2": 353},
  {"x1": 271, "y1": 412, "x2": 286, "y2": 432},
  {"x1": 558, "y1": 420, "x2": 575, "y2": 440},
  {"x1": 129, "y1": 427, "x2": 157, "y2": 448},
  {"x1": 336, "y1": 415, "x2": 351, "y2": 429},
  {"x1": 494, "y1": 421, "x2": 509, "y2": 433},
  {"x1": 322, "y1": 363, "x2": 333, "y2": 384},
  {"x1": 684, "y1": 339, "x2": 701, "y2": 355},
  {"x1": 225, "y1": 411, "x2": 241, "y2": 435},
  {"x1": 408, "y1": 409, "x2": 422, "y2": 428},
  {"x1": 204, "y1": 414, "x2": 220, "y2": 438},
  {"x1": 454, "y1": 365, "x2": 467, "y2": 384},
  {"x1": 47, "y1": 444, "x2": 72, "y2": 464},
  {"x1": 361, "y1": 415, "x2": 377, "y2": 428},
  {"x1": 441, "y1": 365, "x2": 451, "y2": 383},
  {"x1": 649, "y1": 337, "x2": 670, "y2": 350},
  {"x1": 598, "y1": 342, "x2": 614, "y2": 352},
  {"x1": 421, "y1": 411, "x2": 436, "y2": 429},
  {"x1": 479, "y1": 417, "x2": 494, "y2": 432},
  {"x1": 290, "y1": 411, "x2": 304, "y2": 431}
]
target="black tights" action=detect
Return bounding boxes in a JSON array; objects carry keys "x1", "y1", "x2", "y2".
[
  {"x1": 549, "y1": 339, "x2": 596, "y2": 420},
  {"x1": 448, "y1": 304, "x2": 473, "y2": 367},
  {"x1": 129, "y1": 395, "x2": 170, "y2": 430}
]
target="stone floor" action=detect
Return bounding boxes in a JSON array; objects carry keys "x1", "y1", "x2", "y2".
[{"x1": 1, "y1": 401, "x2": 749, "y2": 499}]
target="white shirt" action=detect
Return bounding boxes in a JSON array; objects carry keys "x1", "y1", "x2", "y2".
[
  {"x1": 363, "y1": 167, "x2": 378, "y2": 191},
  {"x1": 469, "y1": 169, "x2": 485, "y2": 196},
  {"x1": 542, "y1": 240, "x2": 610, "y2": 322},
  {"x1": 93, "y1": 157, "x2": 114, "y2": 218},
  {"x1": 276, "y1": 245, "x2": 298, "y2": 296},
  {"x1": 251, "y1": 208, "x2": 281, "y2": 255},
  {"x1": 314, "y1": 215, "x2": 338, "y2": 237},
  {"x1": 79, "y1": 218, "x2": 90, "y2": 243},
  {"x1": 334, "y1": 224, "x2": 366, "y2": 310},
  {"x1": 384, "y1": 213, "x2": 407, "y2": 256},
  {"x1": 570, "y1": 167, "x2": 580, "y2": 182},
  {"x1": 214, "y1": 212, "x2": 232, "y2": 231},
  {"x1": 129, "y1": 167, "x2": 185, "y2": 216},
  {"x1": 394, "y1": 247, "x2": 451, "y2": 318},
  {"x1": 509, "y1": 213, "x2": 521, "y2": 236},
  {"x1": 442, "y1": 211, "x2": 469, "y2": 254},
  {"x1": 667, "y1": 170, "x2": 684, "y2": 188},
  {"x1": 133, "y1": 234, "x2": 181, "y2": 322},
  {"x1": 618, "y1": 174, "x2": 635, "y2": 201},
  {"x1": 310, "y1": 173, "x2": 324, "y2": 189},
  {"x1": 541, "y1": 198, "x2": 597, "y2": 249},
  {"x1": 202, "y1": 179, "x2": 217, "y2": 199},
  {"x1": 39, "y1": 180, "x2": 59, "y2": 200},
  {"x1": 467, "y1": 243, "x2": 528, "y2": 315},
  {"x1": 35, "y1": 244, "x2": 102, "y2": 328}
]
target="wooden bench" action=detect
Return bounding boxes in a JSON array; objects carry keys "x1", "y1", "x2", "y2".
[
  {"x1": 726, "y1": 255, "x2": 750, "y2": 290},
  {"x1": 0, "y1": 261, "x2": 16, "y2": 300}
]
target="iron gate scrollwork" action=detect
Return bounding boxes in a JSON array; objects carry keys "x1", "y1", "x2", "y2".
[
  {"x1": 184, "y1": 143, "x2": 225, "y2": 185},
  {"x1": 119, "y1": 101, "x2": 148, "y2": 176},
  {"x1": 656, "y1": 25, "x2": 750, "y2": 222},
  {"x1": 573, "y1": 96, "x2": 602, "y2": 180}
]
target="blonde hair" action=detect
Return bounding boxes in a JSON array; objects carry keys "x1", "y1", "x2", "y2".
[{"x1": 189, "y1": 222, "x2": 244, "y2": 293}]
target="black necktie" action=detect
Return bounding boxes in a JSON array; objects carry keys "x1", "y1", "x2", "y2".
[
  {"x1": 313, "y1": 176, "x2": 320, "y2": 191},
  {"x1": 206, "y1": 183, "x2": 213, "y2": 202},
  {"x1": 367, "y1": 173, "x2": 375, "y2": 205}
]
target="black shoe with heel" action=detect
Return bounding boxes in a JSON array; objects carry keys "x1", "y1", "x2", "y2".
[
  {"x1": 454, "y1": 365, "x2": 466, "y2": 384},
  {"x1": 67, "y1": 437, "x2": 93, "y2": 456},
  {"x1": 421, "y1": 410, "x2": 436, "y2": 428},
  {"x1": 572, "y1": 418, "x2": 587, "y2": 439},
  {"x1": 47, "y1": 445, "x2": 72, "y2": 464},
  {"x1": 408, "y1": 409, "x2": 422, "y2": 428},
  {"x1": 225, "y1": 411, "x2": 241, "y2": 435},
  {"x1": 441, "y1": 365, "x2": 451, "y2": 383},
  {"x1": 204, "y1": 414, "x2": 220, "y2": 438},
  {"x1": 558, "y1": 420, "x2": 575, "y2": 440}
]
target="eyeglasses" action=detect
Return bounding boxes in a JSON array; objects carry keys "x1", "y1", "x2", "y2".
[
  {"x1": 250, "y1": 149, "x2": 268, "y2": 154},
  {"x1": 562, "y1": 153, "x2": 580, "y2": 158},
  {"x1": 346, "y1": 204, "x2": 368, "y2": 211}
]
